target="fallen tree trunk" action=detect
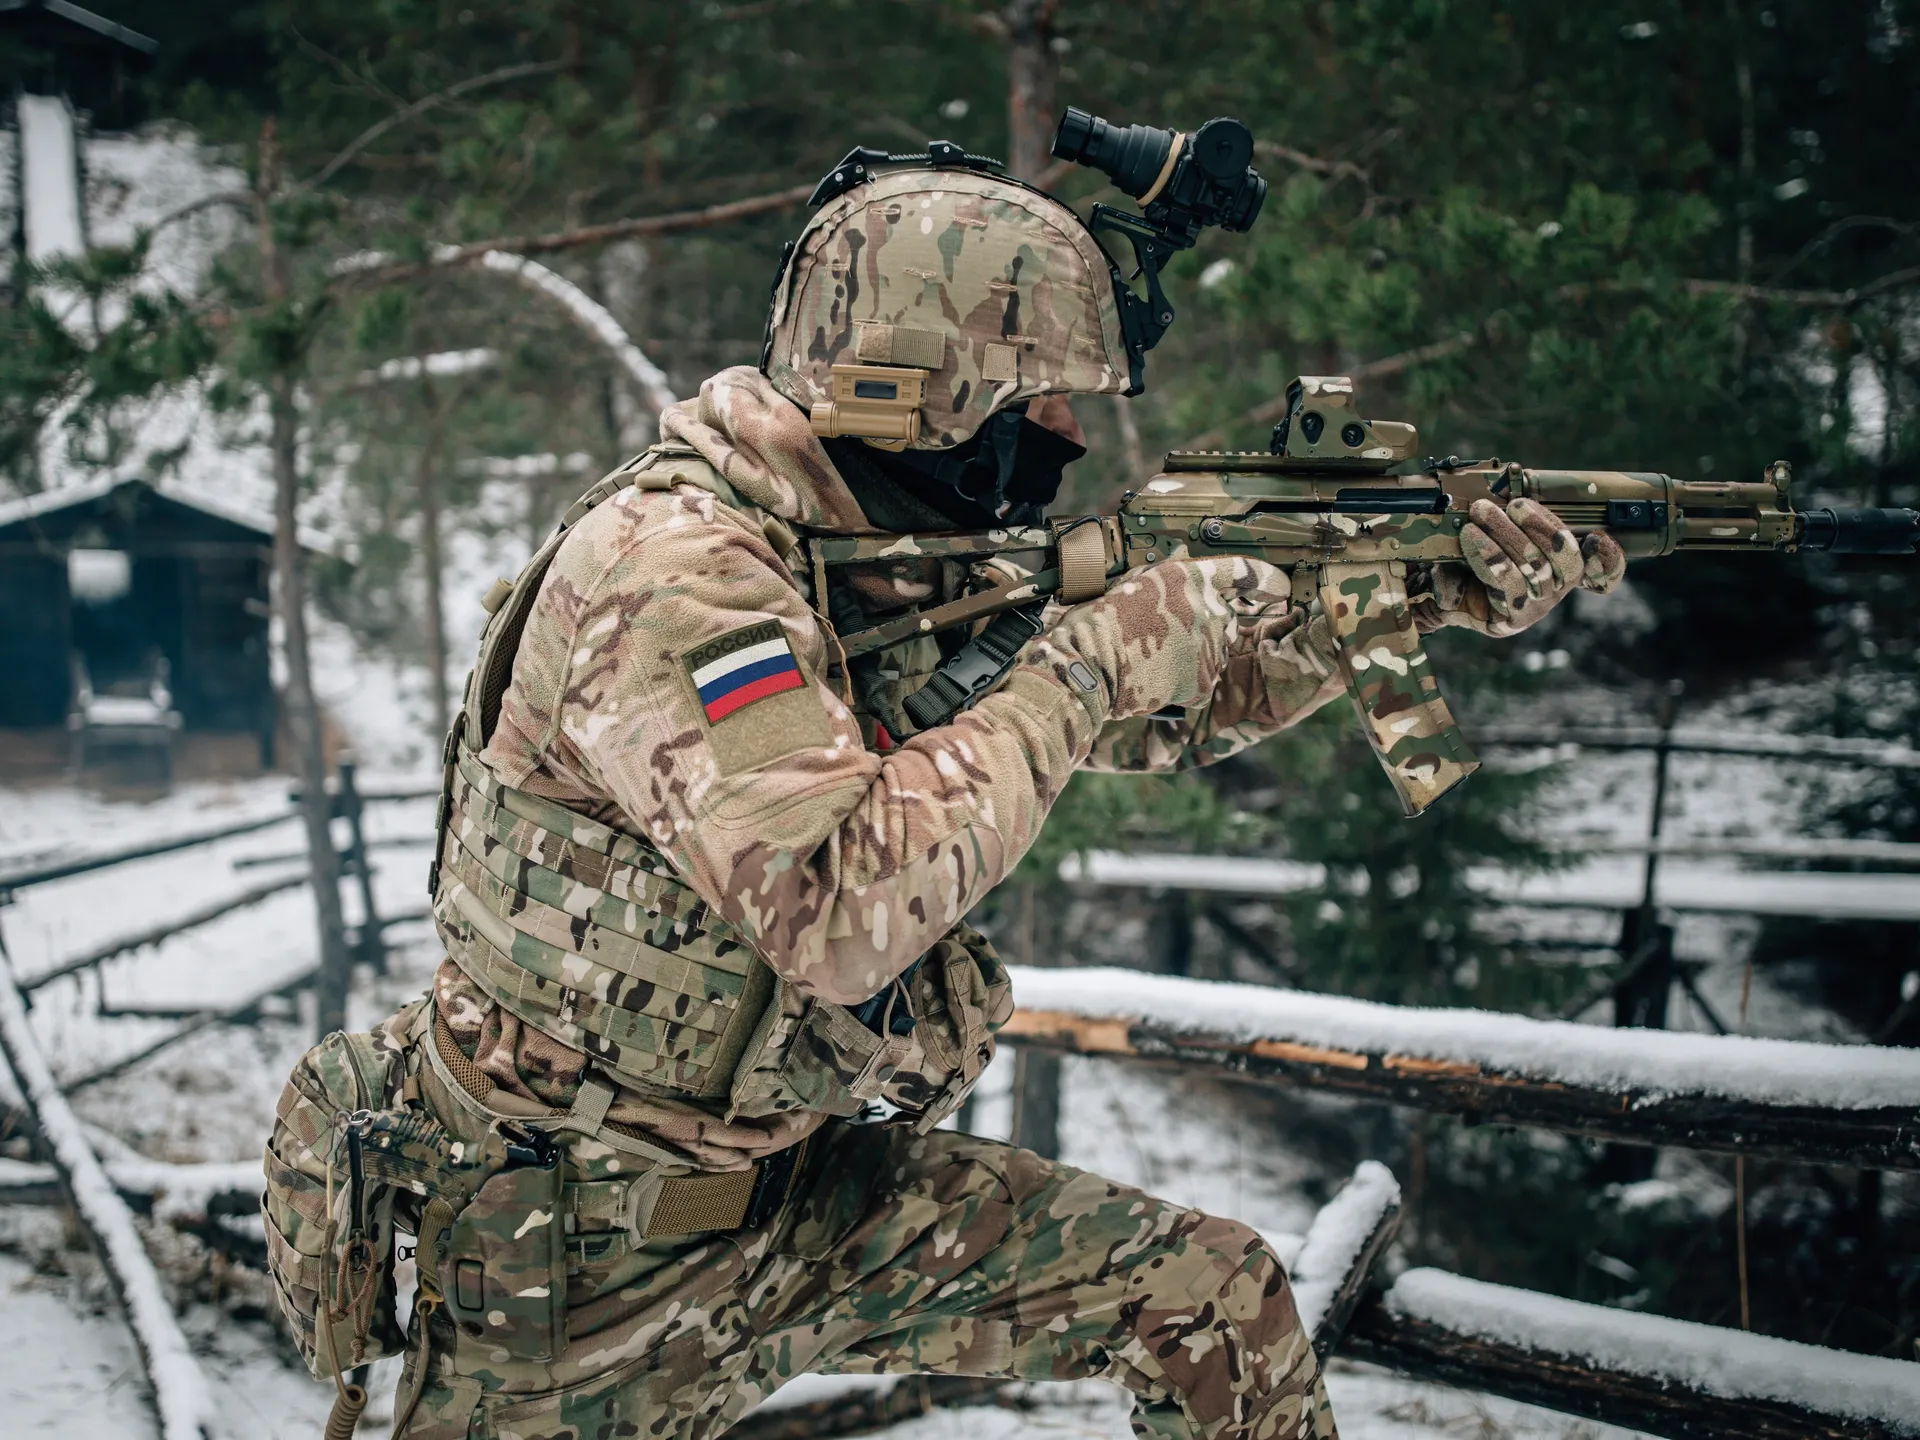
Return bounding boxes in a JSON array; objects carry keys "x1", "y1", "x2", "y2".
[
  {"x1": 1343, "y1": 1268, "x2": 1920, "y2": 1440},
  {"x1": 1001, "y1": 968, "x2": 1920, "y2": 1171},
  {"x1": 0, "y1": 946, "x2": 214, "y2": 1440}
]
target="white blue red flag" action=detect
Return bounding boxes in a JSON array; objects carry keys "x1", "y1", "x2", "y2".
[{"x1": 686, "y1": 620, "x2": 805, "y2": 723}]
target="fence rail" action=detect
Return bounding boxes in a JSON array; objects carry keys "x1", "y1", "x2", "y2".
[
  {"x1": 1474, "y1": 723, "x2": 1920, "y2": 770},
  {"x1": 1001, "y1": 967, "x2": 1920, "y2": 1172},
  {"x1": 1061, "y1": 850, "x2": 1920, "y2": 923}
]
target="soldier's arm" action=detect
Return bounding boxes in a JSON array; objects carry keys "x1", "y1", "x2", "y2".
[
  {"x1": 1083, "y1": 601, "x2": 1347, "y2": 773},
  {"x1": 532, "y1": 485, "x2": 1106, "y2": 1006}
]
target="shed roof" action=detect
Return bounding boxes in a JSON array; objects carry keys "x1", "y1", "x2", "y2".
[
  {"x1": 0, "y1": 1, "x2": 157, "y2": 55},
  {"x1": 0, "y1": 477, "x2": 333, "y2": 552}
]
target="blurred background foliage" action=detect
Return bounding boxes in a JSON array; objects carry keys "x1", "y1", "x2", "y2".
[{"x1": 4, "y1": 0, "x2": 1918, "y2": 1362}]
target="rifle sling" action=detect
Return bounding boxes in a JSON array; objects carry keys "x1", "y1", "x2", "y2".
[{"x1": 837, "y1": 568, "x2": 1061, "y2": 658}]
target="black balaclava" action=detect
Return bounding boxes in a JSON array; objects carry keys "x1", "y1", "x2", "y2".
[{"x1": 823, "y1": 408, "x2": 1087, "y2": 531}]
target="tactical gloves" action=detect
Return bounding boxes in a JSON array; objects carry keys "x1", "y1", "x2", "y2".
[
  {"x1": 1024, "y1": 555, "x2": 1295, "y2": 725},
  {"x1": 1411, "y1": 497, "x2": 1626, "y2": 638}
]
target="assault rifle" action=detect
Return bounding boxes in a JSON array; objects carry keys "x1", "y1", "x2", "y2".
[{"x1": 818, "y1": 375, "x2": 1920, "y2": 817}]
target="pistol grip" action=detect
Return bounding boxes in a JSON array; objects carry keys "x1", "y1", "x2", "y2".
[{"x1": 1318, "y1": 560, "x2": 1479, "y2": 816}]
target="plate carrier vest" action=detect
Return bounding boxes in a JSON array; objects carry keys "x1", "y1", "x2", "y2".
[{"x1": 428, "y1": 443, "x2": 1009, "y2": 1145}]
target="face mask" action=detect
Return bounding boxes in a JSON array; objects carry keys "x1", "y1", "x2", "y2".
[{"x1": 889, "y1": 410, "x2": 1087, "y2": 525}]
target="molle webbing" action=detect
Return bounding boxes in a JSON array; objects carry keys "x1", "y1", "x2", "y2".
[{"x1": 435, "y1": 746, "x2": 776, "y2": 1101}]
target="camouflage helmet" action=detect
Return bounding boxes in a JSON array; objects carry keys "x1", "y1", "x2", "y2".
[{"x1": 763, "y1": 166, "x2": 1131, "y2": 452}]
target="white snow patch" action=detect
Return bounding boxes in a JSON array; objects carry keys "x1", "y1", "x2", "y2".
[{"x1": 20, "y1": 94, "x2": 85, "y2": 262}]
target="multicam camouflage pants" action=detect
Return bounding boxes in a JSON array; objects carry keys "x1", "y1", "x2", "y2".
[{"x1": 399, "y1": 1122, "x2": 1335, "y2": 1440}]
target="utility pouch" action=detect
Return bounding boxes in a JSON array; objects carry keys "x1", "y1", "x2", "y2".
[
  {"x1": 262, "y1": 1022, "x2": 414, "y2": 1377},
  {"x1": 441, "y1": 1127, "x2": 568, "y2": 1365},
  {"x1": 771, "y1": 925, "x2": 1012, "y2": 1131}
]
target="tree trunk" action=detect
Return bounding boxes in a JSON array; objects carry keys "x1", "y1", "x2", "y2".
[
  {"x1": 416, "y1": 414, "x2": 449, "y2": 740},
  {"x1": 272, "y1": 381, "x2": 355, "y2": 1039},
  {"x1": 258, "y1": 120, "x2": 355, "y2": 1040},
  {"x1": 1004, "y1": 0, "x2": 1059, "y2": 182}
]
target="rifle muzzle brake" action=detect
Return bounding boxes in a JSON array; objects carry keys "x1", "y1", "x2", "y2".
[{"x1": 1797, "y1": 506, "x2": 1920, "y2": 555}]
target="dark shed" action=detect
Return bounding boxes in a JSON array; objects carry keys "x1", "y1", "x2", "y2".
[{"x1": 0, "y1": 478, "x2": 277, "y2": 766}]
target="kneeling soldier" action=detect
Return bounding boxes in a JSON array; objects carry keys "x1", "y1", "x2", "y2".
[{"x1": 264, "y1": 143, "x2": 1617, "y2": 1440}]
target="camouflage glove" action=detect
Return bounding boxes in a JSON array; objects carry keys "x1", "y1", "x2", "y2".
[
  {"x1": 1412, "y1": 497, "x2": 1626, "y2": 637},
  {"x1": 1023, "y1": 556, "x2": 1294, "y2": 725}
]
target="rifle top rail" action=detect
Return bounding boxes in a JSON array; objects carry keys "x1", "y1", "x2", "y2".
[{"x1": 1475, "y1": 723, "x2": 1920, "y2": 770}]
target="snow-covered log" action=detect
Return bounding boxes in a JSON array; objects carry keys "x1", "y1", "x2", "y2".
[
  {"x1": 1002, "y1": 968, "x2": 1920, "y2": 1170},
  {"x1": 0, "y1": 951, "x2": 214, "y2": 1440},
  {"x1": 1287, "y1": 1161, "x2": 1402, "y2": 1358},
  {"x1": 1344, "y1": 1267, "x2": 1920, "y2": 1440}
]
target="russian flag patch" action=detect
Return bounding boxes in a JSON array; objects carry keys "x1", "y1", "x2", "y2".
[{"x1": 686, "y1": 620, "x2": 806, "y2": 724}]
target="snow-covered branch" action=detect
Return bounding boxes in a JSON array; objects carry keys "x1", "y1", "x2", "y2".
[
  {"x1": 0, "y1": 953, "x2": 214, "y2": 1440},
  {"x1": 1287, "y1": 1160, "x2": 1401, "y2": 1356},
  {"x1": 355, "y1": 346, "x2": 497, "y2": 387},
  {"x1": 475, "y1": 250, "x2": 677, "y2": 412},
  {"x1": 1002, "y1": 967, "x2": 1920, "y2": 1170},
  {"x1": 332, "y1": 245, "x2": 676, "y2": 412}
]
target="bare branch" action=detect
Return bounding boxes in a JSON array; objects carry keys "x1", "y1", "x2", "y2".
[
  {"x1": 299, "y1": 59, "x2": 568, "y2": 193},
  {"x1": 1687, "y1": 266, "x2": 1920, "y2": 308},
  {"x1": 334, "y1": 182, "x2": 816, "y2": 289},
  {"x1": 146, "y1": 190, "x2": 254, "y2": 239},
  {"x1": 1255, "y1": 139, "x2": 1372, "y2": 189}
]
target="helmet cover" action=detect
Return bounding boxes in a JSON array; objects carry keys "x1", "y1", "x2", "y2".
[{"x1": 765, "y1": 168, "x2": 1131, "y2": 450}]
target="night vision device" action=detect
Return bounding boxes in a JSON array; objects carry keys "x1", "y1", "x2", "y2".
[{"x1": 1051, "y1": 106, "x2": 1268, "y2": 389}]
